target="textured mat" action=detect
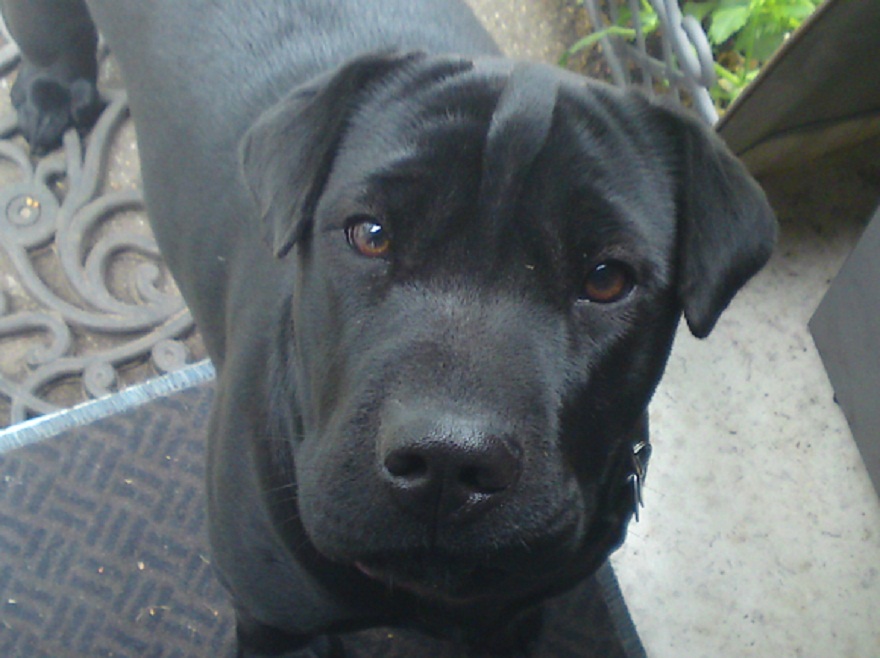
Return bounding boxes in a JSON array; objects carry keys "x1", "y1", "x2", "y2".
[{"x1": 0, "y1": 363, "x2": 645, "y2": 657}]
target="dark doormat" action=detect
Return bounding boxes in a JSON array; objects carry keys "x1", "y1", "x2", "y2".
[{"x1": 0, "y1": 364, "x2": 645, "y2": 658}]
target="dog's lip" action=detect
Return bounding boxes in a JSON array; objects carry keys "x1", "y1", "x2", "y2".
[
  {"x1": 352, "y1": 558, "x2": 508, "y2": 605},
  {"x1": 345, "y1": 499, "x2": 587, "y2": 603},
  {"x1": 353, "y1": 559, "x2": 459, "y2": 599},
  {"x1": 354, "y1": 560, "x2": 390, "y2": 584}
]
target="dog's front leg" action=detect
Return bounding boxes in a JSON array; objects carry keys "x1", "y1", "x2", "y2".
[{"x1": 1, "y1": 0, "x2": 102, "y2": 153}]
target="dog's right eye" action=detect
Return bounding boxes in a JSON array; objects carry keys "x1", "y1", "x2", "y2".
[
  {"x1": 580, "y1": 260, "x2": 636, "y2": 304},
  {"x1": 345, "y1": 217, "x2": 391, "y2": 259}
]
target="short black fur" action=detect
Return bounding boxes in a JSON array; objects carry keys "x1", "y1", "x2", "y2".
[{"x1": 1, "y1": 1, "x2": 776, "y2": 656}]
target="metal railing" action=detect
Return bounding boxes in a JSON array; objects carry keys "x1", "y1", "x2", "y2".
[{"x1": 581, "y1": 0, "x2": 717, "y2": 124}]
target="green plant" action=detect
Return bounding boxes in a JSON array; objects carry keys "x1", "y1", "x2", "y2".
[
  {"x1": 687, "y1": 0, "x2": 820, "y2": 105},
  {"x1": 561, "y1": 1, "x2": 660, "y2": 68},
  {"x1": 563, "y1": 0, "x2": 820, "y2": 110}
]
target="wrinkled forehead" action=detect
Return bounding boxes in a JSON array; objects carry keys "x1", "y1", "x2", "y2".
[
  {"x1": 323, "y1": 57, "x2": 675, "y2": 243},
  {"x1": 328, "y1": 59, "x2": 511, "y2": 187}
]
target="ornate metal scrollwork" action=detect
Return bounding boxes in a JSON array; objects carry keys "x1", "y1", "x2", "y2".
[{"x1": 0, "y1": 37, "x2": 202, "y2": 427}]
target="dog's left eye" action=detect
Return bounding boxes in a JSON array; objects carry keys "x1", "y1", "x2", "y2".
[
  {"x1": 580, "y1": 261, "x2": 635, "y2": 304},
  {"x1": 345, "y1": 217, "x2": 391, "y2": 259}
]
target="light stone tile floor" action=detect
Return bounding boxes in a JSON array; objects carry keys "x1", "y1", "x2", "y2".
[{"x1": 469, "y1": 1, "x2": 880, "y2": 656}]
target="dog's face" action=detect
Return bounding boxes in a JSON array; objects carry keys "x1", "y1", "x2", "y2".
[{"x1": 241, "y1": 54, "x2": 775, "y2": 614}]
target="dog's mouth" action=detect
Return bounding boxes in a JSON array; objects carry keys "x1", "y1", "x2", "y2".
[
  {"x1": 353, "y1": 553, "x2": 515, "y2": 605},
  {"x1": 342, "y1": 438, "x2": 652, "y2": 607}
]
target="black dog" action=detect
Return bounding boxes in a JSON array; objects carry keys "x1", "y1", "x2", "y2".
[{"x1": 2, "y1": 0, "x2": 776, "y2": 655}]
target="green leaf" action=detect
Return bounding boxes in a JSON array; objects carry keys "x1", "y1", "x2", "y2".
[
  {"x1": 778, "y1": 0, "x2": 819, "y2": 23},
  {"x1": 708, "y1": 5, "x2": 751, "y2": 45},
  {"x1": 749, "y1": 29, "x2": 786, "y2": 62},
  {"x1": 683, "y1": 1, "x2": 719, "y2": 23},
  {"x1": 614, "y1": 0, "x2": 660, "y2": 33}
]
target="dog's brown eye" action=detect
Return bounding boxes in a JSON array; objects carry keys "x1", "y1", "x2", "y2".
[
  {"x1": 345, "y1": 217, "x2": 390, "y2": 258},
  {"x1": 581, "y1": 261, "x2": 635, "y2": 303}
]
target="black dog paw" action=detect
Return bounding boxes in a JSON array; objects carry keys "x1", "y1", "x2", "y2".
[{"x1": 11, "y1": 61, "x2": 103, "y2": 155}]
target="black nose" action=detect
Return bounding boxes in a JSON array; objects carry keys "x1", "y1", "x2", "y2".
[{"x1": 379, "y1": 408, "x2": 521, "y2": 522}]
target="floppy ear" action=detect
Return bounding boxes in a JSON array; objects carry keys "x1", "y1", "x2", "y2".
[
  {"x1": 239, "y1": 52, "x2": 425, "y2": 258},
  {"x1": 661, "y1": 107, "x2": 777, "y2": 338}
]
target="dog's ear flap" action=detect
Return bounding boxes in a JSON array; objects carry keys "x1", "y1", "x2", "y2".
[
  {"x1": 659, "y1": 107, "x2": 777, "y2": 338},
  {"x1": 240, "y1": 52, "x2": 424, "y2": 258}
]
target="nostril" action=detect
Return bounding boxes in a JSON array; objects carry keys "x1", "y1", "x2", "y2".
[
  {"x1": 459, "y1": 464, "x2": 510, "y2": 494},
  {"x1": 383, "y1": 438, "x2": 520, "y2": 496},
  {"x1": 384, "y1": 450, "x2": 428, "y2": 480},
  {"x1": 378, "y1": 407, "x2": 523, "y2": 521}
]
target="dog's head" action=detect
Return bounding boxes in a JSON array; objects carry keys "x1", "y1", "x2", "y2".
[{"x1": 241, "y1": 53, "x2": 775, "y2": 621}]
